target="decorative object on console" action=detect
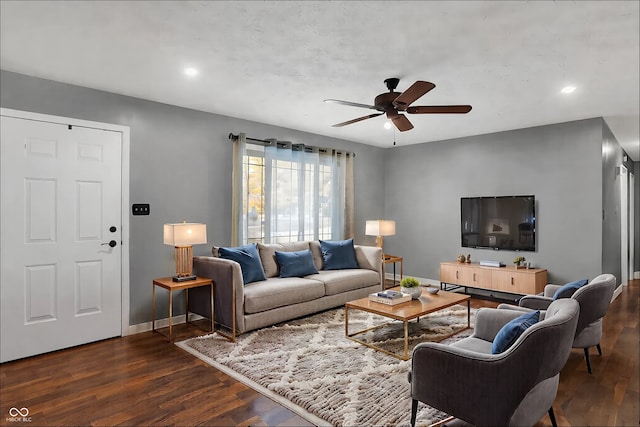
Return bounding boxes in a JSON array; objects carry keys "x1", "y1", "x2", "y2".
[
  {"x1": 400, "y1": 277, "x2": 422, "y2": 299},
  {"x1": 465, "y1": 254, "x2": 471, "y2": 263},
  {"x1": 457, "y1": 254, "x2": 466, "y2": 263},
  {"x1": 365, "y1": 219, "x2": 396, "y2": 252},
  {"x1": 513, "y1": 255, "x2": 526, "y2": 268},
  {"x1": 163, "y1": 222, "x2": 207, "y2": 282}
]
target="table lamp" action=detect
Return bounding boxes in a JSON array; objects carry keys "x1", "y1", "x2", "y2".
[
  {"x1": 365, "y1": 219, "x2": 396, "y2": 252},
  {"x1": 163, "y1": 222, "x2": 207, "y2": 282}
]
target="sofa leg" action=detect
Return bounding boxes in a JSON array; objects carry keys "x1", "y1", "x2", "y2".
[
  {"x1": 548, "y1": 407, "x2": 558, "y2": 427},
  {"x1": 596, "y1": 343, "x2": 602, "y2": 356},
  {"x1": 584, "y1": 347, "x2": 593, "y2": 374},
  {"x1": 410, "y1": 399, "x2": 418, "y2": 427}
]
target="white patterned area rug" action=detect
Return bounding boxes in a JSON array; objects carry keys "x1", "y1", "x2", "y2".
[{"x1": 176, "y1": 304, "x2": 475, "y2": 427}]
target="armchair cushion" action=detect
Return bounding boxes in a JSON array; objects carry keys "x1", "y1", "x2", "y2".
[
  {"x1": 218, "y1": 243, "x2": 267, "y2": 285},
  {"x1": 552, "y1": 279, "x2": 588, "y2": 300},
  {"x1": 319, "y1": 239, "x2": 359, "y2": 270},
  {"x1": 491, "y1": 310, "x2": 540, "y2": 354},
  {"x1": 274, "y1": 249, "x2": 318, "y2": 278}
]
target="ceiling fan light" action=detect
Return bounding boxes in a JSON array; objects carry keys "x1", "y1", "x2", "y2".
[{"x1": 384, "y1": 121, "x2": 392, "y2": 130}]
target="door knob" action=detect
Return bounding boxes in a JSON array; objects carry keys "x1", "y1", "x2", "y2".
[{"x1": 101, "y1": 240, "x2": 117, "y2": 248}]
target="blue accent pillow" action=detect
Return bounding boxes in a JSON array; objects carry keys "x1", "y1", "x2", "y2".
[
  {"x1": 319, "y1": 239, "x2": 359, "y2": 270},
  {"x1": 491, "y1": 310, "x2": 540, "y2": 354},
  {"x1": 552, "y1": 279, "x2": 588, "y2": 300},
  {"x1": 275, "y1": 249, "x2": 319, "y2": 278},
  {"x1": 218, "y1": 243, "x2": 266, "y2": 284}
]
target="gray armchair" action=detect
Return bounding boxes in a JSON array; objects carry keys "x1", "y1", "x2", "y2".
[
  {"x1": 409, "y1": 298, "x2": 579, "y2": 427},
  {"x1": 498, "y1": 273, "x2": 616, "y2": 373}
]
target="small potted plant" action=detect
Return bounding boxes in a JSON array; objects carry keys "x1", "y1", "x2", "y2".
[
  {"x1": 513, "y1": 256, "x2": 526, "y2": 269},
  {"x1": 400, "y1": 277, "x2": 422, "y2": 299}
]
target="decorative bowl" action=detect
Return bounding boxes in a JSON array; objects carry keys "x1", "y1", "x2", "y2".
[
  {"x1": 401, "y1": 286, "x2": 423, "y2": 299},
  {"x1": 426, "y1": 287, "x2": 440, "y2": 295}
]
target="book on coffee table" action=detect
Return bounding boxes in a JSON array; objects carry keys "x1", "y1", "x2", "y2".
[{"x1": 369, "y1": 292, "x2": 412, "y2": 305}]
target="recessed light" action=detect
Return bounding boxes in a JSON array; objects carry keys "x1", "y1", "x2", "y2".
[
  {"x1": 184, "y1": 67, "x2": 199, "y2": 77},
  {"x1": 561, "y1": 85, "x2": 576, "y2": 94}
]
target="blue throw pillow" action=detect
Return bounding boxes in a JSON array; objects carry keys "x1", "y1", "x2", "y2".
[
  {"x1": 491, "y1": 310, "x2": 540, "y2": 354},
  {"x1": 218, "y1": 243, "x2": 266, "y2": 284},
  {"x1": 275, "y1": 249, "x2": 319, "y2": 278},
  {"x1": 552, "y1": 279, "x2": 588, "y2": 300},
  {"x1": 319, "y1": 239, "x2": 359, "y2": 270}
]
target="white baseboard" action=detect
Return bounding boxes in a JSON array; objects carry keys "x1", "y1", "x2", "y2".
[
  {"x1": 612, "y1": 284, "x2": 623, "y2": 302},
  {"x1": 384, "y1": 273, "x2": 439, "y2": 287},
  {"x1": 127, "y1": 313, "x2": 207, "y2": 336}
]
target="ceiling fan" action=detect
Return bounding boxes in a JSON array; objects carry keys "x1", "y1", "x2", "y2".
[{"x1": 324, "y1": 78, "x2": 472, "y2": 132}]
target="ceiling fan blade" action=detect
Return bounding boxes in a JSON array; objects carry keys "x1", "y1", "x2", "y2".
[
  {"x1": 391, "y1": 114, "x2": 414, "y2": 132},
  {"x1": 324, "y1": 99, "x2": 379, "y2": 110},
  {"x1": 331, "y1": 113, "x2": 384, "y2": 127},
  {"x1": 392, "y1": 81, "x2": 436, "y2": 110},
  {"x1": 406, "y1": 105, "x2": 473, "y2": 114}
]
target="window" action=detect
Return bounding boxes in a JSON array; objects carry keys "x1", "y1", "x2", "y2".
[{"x1": 232, "y1": 135, "x2": 353, "y2": 245}]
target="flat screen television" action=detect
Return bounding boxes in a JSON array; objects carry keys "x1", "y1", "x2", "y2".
[{"x1": 461, "y1": 195, "x2": 536, "y2": 251}]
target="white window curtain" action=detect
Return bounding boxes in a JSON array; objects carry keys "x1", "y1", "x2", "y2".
[{"x1": 231, "y1": 133, "x2": 354, "y2": 245}]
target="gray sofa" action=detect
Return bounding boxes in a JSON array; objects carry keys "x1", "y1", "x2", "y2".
[{"x1": 188, "y1": 241, "x2": 383, "y2": 337}]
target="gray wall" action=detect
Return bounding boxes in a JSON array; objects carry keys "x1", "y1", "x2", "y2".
[
  {"x1": 0, "y1": 70, "x2": 386, "y2": 325},
  {"x1": 383, "y1": 119, "x2": 605, "y2": 284},
  {"x1": 1, "y1": 69, "x2": 632, "y2": 328},
  {"x1": 636, "y1": 161, "x2": 640, "y2": 274},
  {"x1": 601, "y1": 121, "x2": 625, "y2": 282}
]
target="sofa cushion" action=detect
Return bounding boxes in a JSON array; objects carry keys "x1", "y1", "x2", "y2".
[
  {"x1": 451, "y1": 336, "x2": 494, "y2": 354},
  {"x1": 491, "y1": 310, "x2": 540, "y2": 354},
  {"x1": 309, "y1": 241, "x2": 324, "y2": 271},
  {"x1": 243, "y1": 277, "x2": 325, "y2": 314},
  {"x1": 307, "y1": 269, "x2": 380, "y2": 296},
  {"x1": 552, "y1": 279, "x2": 588, "y2": 300},
  {"x1": 218, "y1": 243, "x2": 267, "y2": 285},
  {"x1": 275, "y1": 249, "x2": 318, "y2": 278},
  {"x1": 258, "y1": 242, "x2": 310, "y2": 278},
  {"x1": 319, "y1": 239, "x2": 359, "y2": 270}
]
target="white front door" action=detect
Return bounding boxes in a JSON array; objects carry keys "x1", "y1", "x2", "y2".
[{"x1": 1, "y1": 115, "x2": 123, "y2": 362}]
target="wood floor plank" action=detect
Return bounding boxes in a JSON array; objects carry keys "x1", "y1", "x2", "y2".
[{"x1": 1, "y1": 280, "x2": 637, "y2": 426}]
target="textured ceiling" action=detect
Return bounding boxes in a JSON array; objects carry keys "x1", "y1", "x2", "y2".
[{"x1": 1, "y1": 1, "x2": 638, "y2": 159}]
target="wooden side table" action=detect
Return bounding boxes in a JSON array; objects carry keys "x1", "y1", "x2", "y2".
[
  {"x1": 383, "y1": 254, "x2": 403, "y2": 289},
  {"x1": 152, "y1": 276, "x2": 214, "y2": 342}
]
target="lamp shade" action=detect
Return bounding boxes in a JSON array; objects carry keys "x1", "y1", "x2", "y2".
[
  {"x1": 163, "y1": 223, "x2": 207, "y2": 247},
  {"x1": 365, "y1": 220, "x2": 396, "y2": 237}
]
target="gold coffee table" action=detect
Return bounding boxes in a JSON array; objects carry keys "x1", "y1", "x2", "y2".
[{"x1": 345, "y1": 287, "x2": 471, "y2": 360}]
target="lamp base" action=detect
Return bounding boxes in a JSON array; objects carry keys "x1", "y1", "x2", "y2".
[{"x1": 172, "y1": 275, "x2": 196, "y2": 282}]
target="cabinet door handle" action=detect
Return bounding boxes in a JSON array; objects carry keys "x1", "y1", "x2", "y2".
[
  {"x1": 473, "y1": 273, "x2": 477, "y2": 281},
  {"x1": 456, "y1": 271, "x2": 459, "y2": 279},
  {"x1": 511, "y1": 277, "x2": 514, "y2": 285}
]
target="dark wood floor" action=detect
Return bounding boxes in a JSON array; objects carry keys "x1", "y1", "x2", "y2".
[{"x1": 1, "y1": 280, "x2": 638, "y2": 426}]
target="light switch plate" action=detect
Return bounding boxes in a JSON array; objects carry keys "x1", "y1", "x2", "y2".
[{"x1": 132, "y1": 203, "x2": 150, "y2": 215}]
